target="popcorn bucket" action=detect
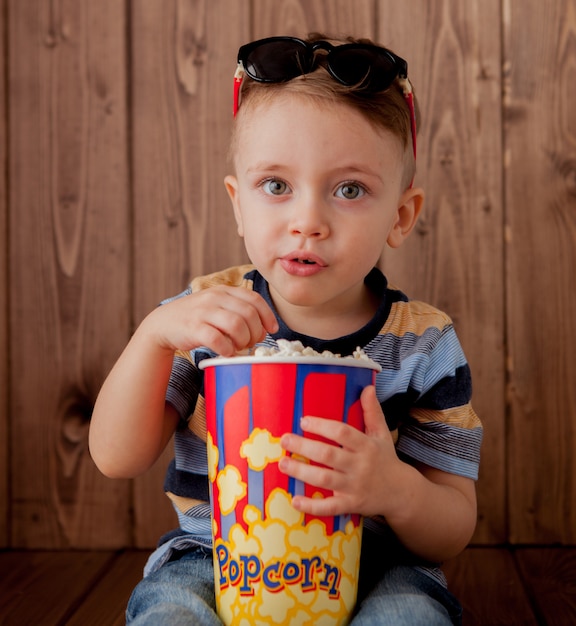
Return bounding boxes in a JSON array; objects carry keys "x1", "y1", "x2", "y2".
[{"x1": 200, "y1": 355, "x2": 380, "y2": 625}]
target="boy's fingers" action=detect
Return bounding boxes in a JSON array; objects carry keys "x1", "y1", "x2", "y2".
[
  {"x1": 290, "y1": 493, "x2": 346, "y2": 517},
  {"x1": 360, "y1": 385, "x2": 389, "y2": 438},
  {"x1": 221, "y1": 287, "x2": 279, "y2": 336},
  {"x1": 196, "y1": 287, "x2": 277, "y2": 352},
  {"x1": 291, "y1": 386, "x2": 388, "y2": 448},
  {"x1": 255, "y1": 296, "x2": 279, "y2": 334}
]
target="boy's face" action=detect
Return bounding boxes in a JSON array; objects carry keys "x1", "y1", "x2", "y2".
[{"x1": 226, "y1": 93, "x2": 423, "y2": 335}]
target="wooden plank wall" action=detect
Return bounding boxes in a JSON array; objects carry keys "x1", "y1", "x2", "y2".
[
  {"x1": 504, "y1": 0, "x2": 576, "y2": 544},
  {"x1": 0, "y1": 0, "x2": 7, "y2": 548},
  {"x1": 1, "y1": 0, "x2": 574, "y2": 549}
]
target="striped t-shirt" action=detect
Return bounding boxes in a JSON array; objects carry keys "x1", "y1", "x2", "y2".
[{"x1": 144, "y1": 264, "x2": 482, "y2": 577}]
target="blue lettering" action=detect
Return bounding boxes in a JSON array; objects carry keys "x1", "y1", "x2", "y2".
[
  {"x1": 215, "y1": 544, "x2": 229, "y2": 588},
  {"x1": 263, "y1": 562, "x2": 283, "y2": 592},
  {"x1": 239, "y1": 555, "x2": 261, "y2": 595},
  {"x1": 320, "y1": 563, "x2": 341, "y2": 598},
  {"x1": 301, "y1": 556, "x2": 322, "y2": 591},
  {"x1": 214, "y1": 543, "x2": 342, "y2": 598},
  {"x1": 229, "y1": 558, "x2": 241, "y2": 586}
]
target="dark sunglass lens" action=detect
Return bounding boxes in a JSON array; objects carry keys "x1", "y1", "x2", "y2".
[
  {"x1": 330, "y1": 47, "x2": 398, "y2": 91},
  {"x1": 244, "y1": 40, "x2": 310, "y2": 82}
]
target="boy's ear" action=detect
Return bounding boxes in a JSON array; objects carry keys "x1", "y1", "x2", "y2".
[
  {"x1": 387, "y1": 187, "x2": 425, "y2": 248},
  {"x1": 224, "y1": 175, "x2": 244, "y2": 237}
]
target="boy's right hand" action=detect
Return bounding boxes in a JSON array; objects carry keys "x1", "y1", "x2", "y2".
[
  {"x1": 141, "y1": 285, "x2": 279, "y2": 357},
  {"x1": 90, "y1": 284, "x2": 278, "y2": 478}
]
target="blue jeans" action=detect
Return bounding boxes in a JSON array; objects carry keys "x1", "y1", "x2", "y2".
[{"x1": 127, "y1": 543, "x2": 462, "y2": 625}]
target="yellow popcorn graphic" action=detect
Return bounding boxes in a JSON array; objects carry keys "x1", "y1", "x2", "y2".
[
  {"x1": 213, "y1": 487, "x2": 362, "y2": 626},
  {"x1": 240, "y1": 427, "x2": 284, "y2": 471},
  {"x1": 207, "y1": 431, "x2": 219, "y2": 483},
  {"x1": 267, "y1": 488, "x2": 303, "y2": 527},
  {"x1": 217, "y1": 465, "x2": 247, "y2": 516}
]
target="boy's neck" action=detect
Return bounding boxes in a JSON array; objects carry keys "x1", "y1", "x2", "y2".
[{"x1": 269, "y1": 283, "x2": 380, "y2": 341}]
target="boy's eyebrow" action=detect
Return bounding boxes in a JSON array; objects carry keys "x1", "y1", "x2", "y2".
[
  {"x1": 331, "y1": 165, "x2": 383, "y2": 180},
  {"x1": 245, "y1": 162, "x2": 286, "y2": 174},
  {"x1": 245, "y1": 162, "x2": 384, "y2": 181}
]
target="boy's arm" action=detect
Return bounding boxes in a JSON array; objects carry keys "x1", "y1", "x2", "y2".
[
  {"x1": 89, "y1": 321, "x2": 180, "y2": 478},
  {"x1": 279, "y1": 385, "x2": 478, "y2": 563},
  {"x1": 90, "y1": 286, "x2": 278, "y2": 479},
  {"x1": 376, "y1": 460, "x2": 477, "y2": 562}
]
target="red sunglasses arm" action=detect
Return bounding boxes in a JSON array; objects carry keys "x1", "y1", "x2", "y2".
[
  {"x1": 397, "y1": 77, "x2": 417, "y2": 188},
  {"x1": 397, "y1": 77, "x2": 417, "y2": 161},
  {"x1": 233, "y1": 65, "x2": 244, "y2": 117},
  {"x1": 404, "y1": 91, "x2": 417, "y2": 161}
]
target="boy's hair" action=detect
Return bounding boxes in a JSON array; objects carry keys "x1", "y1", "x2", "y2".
[{"x1": 230, "y1": 33, "x2": 420, "y2": 189}]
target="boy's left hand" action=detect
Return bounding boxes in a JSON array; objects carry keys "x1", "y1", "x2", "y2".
[{"x1": 279, "y1": 385, "x2": 407, "y2": 518}]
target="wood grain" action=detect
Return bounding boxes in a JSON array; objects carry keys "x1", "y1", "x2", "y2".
[
  {"x1": 66, "y1": 550, "x2": 150, "y2": 625},
  {"x1": 443, "y1": 548, "x2": 538, "y2": 625},
  {"x1": 0, "y1": 550, "x2": 114, "y2": 625},
  {"x1": 515, "y1": 548, "x2": 576, "y2": 625},
  {"x1": 131, "y1": 0, "x2": 250, "y2": 318},
  {"x1": 378, "y1": 0, "x2": 506, "y2": 544},
  {"x1": 4, "y1": 547, "x2": 574, "y2": 625},
  {"x1": 504, "y1": 0, "x2": 576, "y2": 543},
  {"x1": 0, "y1": 0, "x2": 8, "y2": 549},
  {"x1": 252, "y1": 0, "x2": 375, "y2": 39},
  {"x1": 8, "y1": 0, "x2": 131, "y2": 547}
]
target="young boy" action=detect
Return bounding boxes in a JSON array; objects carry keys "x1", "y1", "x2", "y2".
[{"x1": 90, "y1": 33, "x2": 482, "y2": 625}]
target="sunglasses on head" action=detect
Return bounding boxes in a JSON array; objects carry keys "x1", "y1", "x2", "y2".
[{"x1": 233, "y1": 36, "x2": 417, "y2": 164}]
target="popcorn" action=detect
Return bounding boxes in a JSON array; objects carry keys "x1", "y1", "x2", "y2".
[{"x1": 254, "y1": 339, "x2": 374, "y2": 364}]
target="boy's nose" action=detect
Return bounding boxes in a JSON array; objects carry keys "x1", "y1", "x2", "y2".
[{"x1": 289, "y1": 201, "x2": 330, "y2": 239}]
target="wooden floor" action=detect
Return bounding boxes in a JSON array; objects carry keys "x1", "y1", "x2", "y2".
[{"x1": 1, "y1": 547, "x2": 575, "y2": 625}]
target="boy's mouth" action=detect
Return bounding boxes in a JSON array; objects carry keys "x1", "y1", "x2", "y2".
[
  {"x1": 280, "y1": 252, "x2": 327, "y2": 276},
  {"x1": 283, "y1": 252, "x2": 327, "y2": 266}
]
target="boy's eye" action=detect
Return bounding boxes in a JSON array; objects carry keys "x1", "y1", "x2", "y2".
[
  {"x1": 336, "y1": 182, "x2": 365, "y2": 200},
  {"x1": 262, "y1": 179, "x2": 289, "y2": 195}
]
